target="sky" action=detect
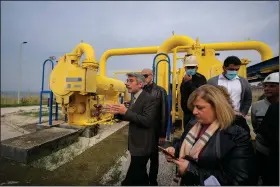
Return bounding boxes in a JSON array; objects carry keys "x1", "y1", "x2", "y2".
[{"x1": 1, "y1": 1, "x2": 279, "y2": 92}]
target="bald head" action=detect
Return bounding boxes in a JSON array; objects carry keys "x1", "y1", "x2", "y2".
[
  {"x1": 141, "y1": 68, "x2": 153, "y2": 75},
  {"x1": 141, "y1": 68, "x2": 153, "y2": 85}
]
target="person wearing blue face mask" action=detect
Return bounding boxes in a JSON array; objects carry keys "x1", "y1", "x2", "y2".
[
  {"x1": 180, "y1": 55, "x2": 207, "y2": 132},
  {"x1": 208, "y1": 56, "x2": 252, "y2": 117}
]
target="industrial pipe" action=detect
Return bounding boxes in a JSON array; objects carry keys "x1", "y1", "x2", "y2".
[
  {"x1": 202, "y1": 41, "x2": 273, "y2": 61},
  {"x1": 172, "y1": 46, "x2": 192, "y2": 124},
  {"x1": 156, "y1": 35, "x2": 273, "y2": 91},
  {"x1": 99, "y1": 46, "x2": 191, "y2": 76},
  {"x1": 113, "y1": 71, "x2": 141, "y2": 79},
  {"x1": 99, "y1": 46, "x2": 159, "y2": 76},
  {"x1": 70, "y1": 43, "x2": 98, "y2": 65},
  {"x1": 156, "y1": 35, "x2": 196, "y2": 91}
]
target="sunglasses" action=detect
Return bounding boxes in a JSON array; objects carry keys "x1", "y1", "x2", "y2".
[{"x1": 143, "y1": 74, "x2": 149, "y2": 78}]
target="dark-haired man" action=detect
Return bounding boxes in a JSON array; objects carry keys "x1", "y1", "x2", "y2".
[{"x1": 208, "y1": 56, "x2": 252, "y2": 116}]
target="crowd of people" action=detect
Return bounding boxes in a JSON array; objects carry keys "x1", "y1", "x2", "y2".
[{"x1": 104, "y1": 55, "x2": 279, "y2": 186}]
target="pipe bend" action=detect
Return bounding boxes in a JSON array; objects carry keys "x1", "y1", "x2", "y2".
[
  {"x1": 157, "y1": 35, "x2": 196, "y2": 53},
  {"x1": 71, "y1": 43, "x2": 98, "y2": 64},
  {"x1": 99, "y1": 46, "x2": 159, "y2": 76},
  {"x1": 202, "y1": 41, "x2": 273, "y2": 61}
]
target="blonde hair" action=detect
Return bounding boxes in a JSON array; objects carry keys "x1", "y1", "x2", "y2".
[
  {"x1": 187, "y1": 84, "x2": 235, "y2": 129},
  {"x1": 216, "y1": 85, "x2": 234, "y2": 109}
]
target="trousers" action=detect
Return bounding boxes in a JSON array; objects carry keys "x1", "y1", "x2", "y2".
[{"x1": 121, "y1": 155, "x2": 150, "y2": 186}]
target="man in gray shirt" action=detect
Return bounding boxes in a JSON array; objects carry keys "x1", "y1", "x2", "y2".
[{"x1": 251, "y1": 72, "x2": 279, "y2": 185}]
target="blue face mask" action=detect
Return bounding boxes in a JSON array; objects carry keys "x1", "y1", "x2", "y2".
[
  {"x1": 186, "y1": 69, "x2": 196, "y2": 76},
  {"x1": 225, "y1": 70, "x2": 238, "y2": 80}
]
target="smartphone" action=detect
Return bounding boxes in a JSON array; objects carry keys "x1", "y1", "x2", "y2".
[{"x1": 158, "y1": 146, "x2": 178, "y2": 160}]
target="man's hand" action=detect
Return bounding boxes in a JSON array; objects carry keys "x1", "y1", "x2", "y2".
[
  {"x1": 104, "y1": 104, "x2": 127, "y2": 115},
  {"x1": 159, "y1": 137, "x2": 166, "y2": 145},
  {"x1": 183, "y1": 74, "x2": 192, "y2": 82}
]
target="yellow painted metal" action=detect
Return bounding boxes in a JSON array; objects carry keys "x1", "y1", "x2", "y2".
[
  {"x1": 161, "y1": 36, "x2": 273, "y2": 136},
  {"x1": 240, "y1": 58, "x2": 251, "y2": 78},
  {"x1": 113, "y1": 71, "x2": 141, "y2": 79},
  {"x1": 156, "y1": 35, "x2": 196, "y2": 92},
  {"x1": 202, "y1": 41, "x2": 273, "y2": 61},
  {"x1": 156, "y1": 35, "x2": 273, "y2": 92},
  {"x1": 99, "y1": 47, "x2": 191, "y2": 76},
  {"x1": 172, "y1": 46, "x2": 192, "y2": 124},
  {"x1": 50, "y1": 42, "x2": 126, "y2": 126},
  {"x1": 48, "y1": 37, "x2": 273, "y2": 128},
  {"x1": 100, "y1": 46, "x2": 159, "y2": 76}
]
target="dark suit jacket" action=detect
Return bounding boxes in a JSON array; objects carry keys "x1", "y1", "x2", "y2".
[
  {"x1": 143, "y1": 82, "x2": 168, "y2": 139},
  {"x1": 115, "y1": 90, "x2": 159, "y2": 156}
]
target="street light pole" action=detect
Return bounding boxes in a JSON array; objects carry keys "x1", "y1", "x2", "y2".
[{"x1": 17, "y1": 41, "x2": 27, "y2": 104}]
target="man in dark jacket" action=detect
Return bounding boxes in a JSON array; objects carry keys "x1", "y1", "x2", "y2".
[
  {"x1": 180, "y1": 56, "x2": 207, "y2": 131},
  {"x1": 251, "y1": 72, "x2": 279, "y2": 185},
  {"x1": 141, "y1": 68, "x2": 168, "y2": 185},
  {"x1": 106, "y1": 72, "x2": 159, "y2": 186},
  {"x1": 258, "y1": 102, "x2": 279, "y2": 186}
]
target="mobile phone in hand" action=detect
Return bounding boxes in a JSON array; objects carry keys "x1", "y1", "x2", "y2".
[{"x1": 158, "y1": 146, "x2": 178, "y2": 160}]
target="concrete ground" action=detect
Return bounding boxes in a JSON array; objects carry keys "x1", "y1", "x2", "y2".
[
  {"x1": 1, "y1": 105, "x2": 57, "y2": 141},
  {"x1": 1, "y1": 105, "x2": 45, "y2": 116},
  {"x1": 100, "y1": 150, "x2": 177, "y2": 186}
]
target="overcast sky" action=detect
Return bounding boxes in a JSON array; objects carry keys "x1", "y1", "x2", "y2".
[{"x1": 1, "y1": 1, "x2": 279, "y2": 92}]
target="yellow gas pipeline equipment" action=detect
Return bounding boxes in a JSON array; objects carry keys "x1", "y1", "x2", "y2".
[
  {"x1": 50, "y1": 42, "x2": 126, "y2": 126},
  {"x1": 153, "y1": 35, "x2": 273, "y2": 138},
  {"x1": 155, "y1": 35, "x2": 273, "y2": 92}
]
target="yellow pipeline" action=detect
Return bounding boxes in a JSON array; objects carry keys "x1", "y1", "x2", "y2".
[
  {"x1": 100, "y1": 46, "x2": 159, "y2": 76},
  {"x1": 156, "y1": 35, "x2": 273, "y2": 91},
  {"x1": 99, "y1": 47, "x2": 191, "y2": 76},
  {"x1": 202, "y1": 41, "x2": 273, "y2": 61},
  {"x1": 70, "y1": 42, "x2": 98, "y2": 66},
  {"x1": 113, "y1": 71, "x2": 141, "y2": 79},
  {"x1": 156, "y1": 35, "x2": 196, "y2": 91},
  {"x1": 172, "y1": 46, "x2": 192, "y2": 124}
]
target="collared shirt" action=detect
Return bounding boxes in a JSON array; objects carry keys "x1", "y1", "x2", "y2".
[
  {"x1": 218, "y1": 74, "x2": 242, "y2": 112},
  {"x1": 132, "y1": 89, "x2": 143, "y2": 103}
]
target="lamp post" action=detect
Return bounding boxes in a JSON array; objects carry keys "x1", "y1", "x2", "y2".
[{"x1": 17, "y1": 41, "x2": 28, "y2": 104}]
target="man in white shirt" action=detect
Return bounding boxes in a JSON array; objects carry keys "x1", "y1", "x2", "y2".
[{"x1": 208, "y1": 56, "x2": 252, "y2": 116}]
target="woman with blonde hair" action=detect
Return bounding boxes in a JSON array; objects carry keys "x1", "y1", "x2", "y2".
[{"x1": 164, "y1": 84, "x2": 257, "y2": 186}]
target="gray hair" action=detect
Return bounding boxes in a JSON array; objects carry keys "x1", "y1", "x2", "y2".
[{"x1": 126, "y1": 72, "x2": 145, "y2": 84}]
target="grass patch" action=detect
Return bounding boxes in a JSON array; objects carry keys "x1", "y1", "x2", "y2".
[
  {"x1": 105, "y1": 160, "x2": 122, "y2": 185},
  {"x1": 1, "y1": 103, "x2": 42, "y2": 108},
  {"x1": 18, "y1": 110, "x2": 64, "y2": 119},
  {"x1": 1, "y1": 95, "x2": 52, "y2": 108},
  {"x1": 20, "y1": 111, "x2": 49, "y2": 117},
  {"x1": 0, "y1": 125, "x2": 129, "y2": 185}
]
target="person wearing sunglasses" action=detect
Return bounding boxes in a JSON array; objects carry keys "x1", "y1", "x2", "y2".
[
  {"x1": 141, "y1": 68, "x2": 168, "y2": 186},
  {"x1": 180, "y1": 55, "x2": 207, "y2": 132}
]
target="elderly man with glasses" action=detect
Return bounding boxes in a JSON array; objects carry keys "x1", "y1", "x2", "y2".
[{"x1": 141, "y1": 68, "x2": 168, "y2": 186}]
